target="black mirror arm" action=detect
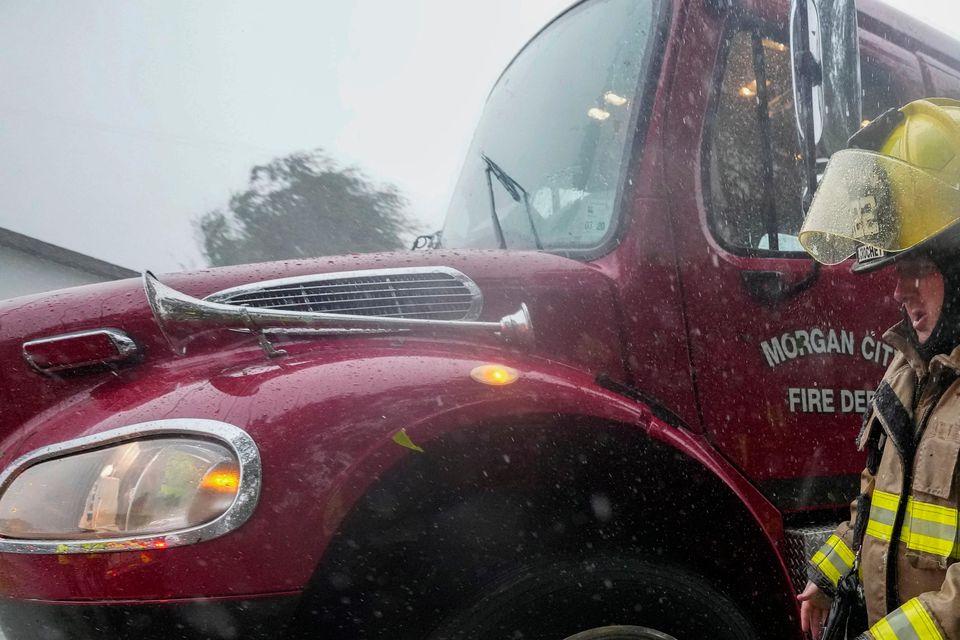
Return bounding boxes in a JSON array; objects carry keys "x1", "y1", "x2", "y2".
[{"x1": 794, "y1": 50, "x2": 823, "y2": 86}]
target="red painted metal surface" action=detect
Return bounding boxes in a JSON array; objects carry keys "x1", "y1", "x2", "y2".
[
  {"x1": 0, "y1": 250, "x2": 623, "y2": 463},
  {"x1": 658, "y1": 0, "x2": 952, "y2": 502},
  {"x1": 1, "y1": 1, "x2": 959, "y2": 637},
  {"x1": 591, "y1": 0, "x2": 703, "y2": 431},
  {"x1": 0, "y1": 337, "x2": 784, "y2": 601},
  {"x1": 0, "y1": 251, "x2": 632, "y2": 600}
]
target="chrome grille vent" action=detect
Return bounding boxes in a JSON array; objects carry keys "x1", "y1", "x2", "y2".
[{"x1": 205, "y1": 267, "x2": 483, "y2": 321}]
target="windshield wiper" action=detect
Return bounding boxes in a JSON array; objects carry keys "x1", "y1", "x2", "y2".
[{"x1": 480, "y1": 154, "x2": 542, "y2": 250}]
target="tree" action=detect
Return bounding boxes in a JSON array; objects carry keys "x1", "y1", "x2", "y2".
[{"x1": 196, "y1": 150, "x2": 417, "y2": 266}]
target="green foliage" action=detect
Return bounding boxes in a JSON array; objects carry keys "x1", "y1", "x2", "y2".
[
  {"x1": 197, "y1": 150, "x2": 417, "y2": 266},
  {"x1": 158, "y1": 453, "x2": 200, "y2": 501}
]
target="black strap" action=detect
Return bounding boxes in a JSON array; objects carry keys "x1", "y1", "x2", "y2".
[
  {"x1": 850, "y1": 426, "x2": 884, "y2": 554},
  {"x1": 822, "y1": 480, "x2": 873, "y2": 639},
  {"x1": 873, "y1": 381, "x2": 913, "y2": 462},
  {"x1": 865, "y1": 433, "x2": 885, "y2": 476},
  {"x1": 851, "y1": 493, "x2": 871, "y2": 553}
]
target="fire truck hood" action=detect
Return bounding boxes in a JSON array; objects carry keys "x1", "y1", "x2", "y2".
[{"x1": 0, "y1": 250, "x2": 624, "y2": 445}]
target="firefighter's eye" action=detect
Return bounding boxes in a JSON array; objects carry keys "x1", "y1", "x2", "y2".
[{"x1": 0, "y1": 422, "x2": 259, "y2": 551}]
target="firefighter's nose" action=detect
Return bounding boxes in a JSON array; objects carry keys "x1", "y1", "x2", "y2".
[{"x1": 893, "y1": 275, "x2": 916, "y2": 303}]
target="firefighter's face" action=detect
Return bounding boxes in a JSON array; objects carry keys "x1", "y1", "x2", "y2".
[{"x1": 893, "y1": 257, "x2": 944, "y2": 344}]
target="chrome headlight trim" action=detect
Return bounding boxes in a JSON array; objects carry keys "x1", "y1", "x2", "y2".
[{"x1": 0, "y1": 419, "x2": 261, "y2": 554}]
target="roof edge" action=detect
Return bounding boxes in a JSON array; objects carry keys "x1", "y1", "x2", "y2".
[{"x1": 0, "y1": 227, "x2": 137, "y2": 281}]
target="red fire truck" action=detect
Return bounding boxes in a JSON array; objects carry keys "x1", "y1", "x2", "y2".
[{"x1": 1, "y1": 0, "x2": 959, "y2": 638}]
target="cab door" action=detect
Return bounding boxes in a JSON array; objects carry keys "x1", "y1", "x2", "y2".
[{"x1": 665, "y1": 8, "x2": 923, "y2": 512}]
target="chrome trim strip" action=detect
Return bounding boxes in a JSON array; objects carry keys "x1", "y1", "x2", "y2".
[
  {"x1": 0, "y1": 419, "x2": 261, "y2": 554},
  {"x1": 241, "y1": 298, "x2": 475, "y2": 313},
  {"x1": 144, "y1": 271, "x2": 535, "y2": 355},
  {"x1": 224, "y1": 292, "x2": 475, "y2": 308},
  {"x1": 223, "y1": 279, "x2": 471, "y2": 296},
  {"x1": 204, "y1": 266, "x2": 484, "y2": 321},
  {"x1": 22, "y1": 328, "x2": 140, "y2": 374}
]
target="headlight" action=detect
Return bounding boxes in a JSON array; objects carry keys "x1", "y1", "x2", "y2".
[{"x1": 0, "y1": 419, "x2": 260, "y2": 553}]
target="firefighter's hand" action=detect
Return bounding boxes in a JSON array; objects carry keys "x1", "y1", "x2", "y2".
[{"x1": 797, "y1": 580, "x2": 831, "y2": 640}]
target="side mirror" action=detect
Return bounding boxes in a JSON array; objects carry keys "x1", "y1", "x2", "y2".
[
  {"x1": 819, "y1": 0, "x2": 862, "y2": 154},
  {"x1": 790, "y1": 0, "x2": 862, "y2": 210},
  {"x1": 791, "y1": 0, "x2": 824, "y2": 152}
]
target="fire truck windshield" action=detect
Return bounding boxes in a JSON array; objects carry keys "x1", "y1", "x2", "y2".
[{"x1": 441, "y1": 0, "x2": 664, "y2": 253}]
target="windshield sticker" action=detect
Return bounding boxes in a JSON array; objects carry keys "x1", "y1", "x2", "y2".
[
  {"x1": 760, "y1": 328, "x2": 895, "y2": 369},
  {"x1": 851, "y1": 195, "x2": 879, "y2": 239}
]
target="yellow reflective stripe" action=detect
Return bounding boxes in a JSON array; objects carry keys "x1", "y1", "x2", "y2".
[
  {"x1": 867, "y1": 518, "x2": 894, "y2": 541},
  {"x1": 873, "y1": 489, "x2": 900, "y2": 510},
  {"x1": 906, "y1": 530, "x2": 954, "y2": 557},
  {"x1": 871, "y1": 616, "x2": 900, "y2": 640},
  {"x1": 867, "y1": 490, "x2": 898, "y2": 543},
  {"x1": 810, "y1": 534, "x2": 854, "y2": 586},
  {"x1": 865, "y1": 492, "x2": 959, "y2": 558},
  {"x1": 810, "y1": 549, "x2": 840, "y2": 585},
  {"x1": 869, "y1": 598, "x2": 943, "y2": 640},
  {"x1": 909, "y1": 499, "x2": 957, "y2": 526},
  {"x1": 905, "y1": 599, "x2": 945, "y2": 640},
  {"x1": 906, "y1": 497, "x2": 959, "y2": 558},
  {"x1": 831, "y1": 534, "x2": 855, "y2": 567}
]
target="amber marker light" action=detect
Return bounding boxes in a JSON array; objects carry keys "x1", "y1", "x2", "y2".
[
  {"x1": 200, "y1": 466, "x2": 241, "y2": 493},
  {"x1": 470, "y1": 364, "x2": 520, "y2": 386}
]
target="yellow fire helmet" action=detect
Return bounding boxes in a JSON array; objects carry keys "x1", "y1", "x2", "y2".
[{"x1": 799, "y1": 98, "x2": 960, "y2": 272}]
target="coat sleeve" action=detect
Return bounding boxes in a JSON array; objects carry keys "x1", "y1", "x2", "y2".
[
  {"x1": 856, "y1": 565, "x2": 960, "y2": 640},
  {"x1": 808, "y1": 465, "x2": 876, "y2": 597}
]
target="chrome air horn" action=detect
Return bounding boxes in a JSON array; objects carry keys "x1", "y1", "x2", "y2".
[{"x1": 143, "y1": 271, "x2": 534, "y2": 357}]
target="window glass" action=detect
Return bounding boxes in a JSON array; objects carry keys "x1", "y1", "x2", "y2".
[
  {"x1": 861, "y1": 54, "x2": 908, "y2": 121},
  {"x1": 707, "y1": 29, "x2": 910, "y2": 255},
  {"x1": 442, "y1": 0, "x2": 662, "y2": 252},
  {"x1": 707, "y1": 29, "x2": 803, "y2": 253}
]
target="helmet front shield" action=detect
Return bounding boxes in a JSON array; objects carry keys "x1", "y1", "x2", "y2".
[{"x1": 799, "y1": 149, "x2": 960, "y2": 266}]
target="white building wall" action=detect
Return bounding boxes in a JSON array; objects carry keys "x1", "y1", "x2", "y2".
[{"x1": 0, "y1": 246, "x2": 124, "y2": 300}]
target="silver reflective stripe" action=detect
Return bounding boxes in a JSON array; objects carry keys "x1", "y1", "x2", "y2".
[
  {"x1": 810, "y1": 534, "x2": 854, "y2": 586},
  {"x1": 869, "y1": 598, "x2": 943, "y2": 640}
]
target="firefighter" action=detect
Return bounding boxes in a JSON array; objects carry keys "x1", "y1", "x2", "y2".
[{"x1": 797, "y1": 97, "x2": 960, "y2": 640}]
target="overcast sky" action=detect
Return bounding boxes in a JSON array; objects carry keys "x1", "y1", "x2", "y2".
[{"x1": 1, "y1": 0, "x2": 958, "y2": 273}]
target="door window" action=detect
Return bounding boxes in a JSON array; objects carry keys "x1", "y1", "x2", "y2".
[
  {"x1": 706, "y1": 29, "x2": 803, "y2": 254},
  {"x1": 705, "y1": 27, "x2": 906, "y2": 256}
]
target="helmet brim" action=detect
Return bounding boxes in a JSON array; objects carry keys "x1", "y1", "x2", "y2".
[
  {"x1": 799, "y1": 149, "x2": 960, "y2": 266},
  {"x1": 850, "y1": 216, "x2": 960, "y2": 273}
]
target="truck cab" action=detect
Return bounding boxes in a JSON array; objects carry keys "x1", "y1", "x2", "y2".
[{"x1": 1, "y1": 1, "x2": 959, "y2": 639}]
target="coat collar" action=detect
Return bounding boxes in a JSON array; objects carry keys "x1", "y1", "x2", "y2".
[
  {"x1": 883, "y1": 320, "x2": 960, "y2": 378},
  {"x1": 862, "y1": 321, "x2": 960, "y2": 457}
]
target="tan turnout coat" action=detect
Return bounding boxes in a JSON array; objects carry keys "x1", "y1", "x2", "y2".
[{"x1": 810, "y1": 322, "x2": 960, "y2": 640}]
